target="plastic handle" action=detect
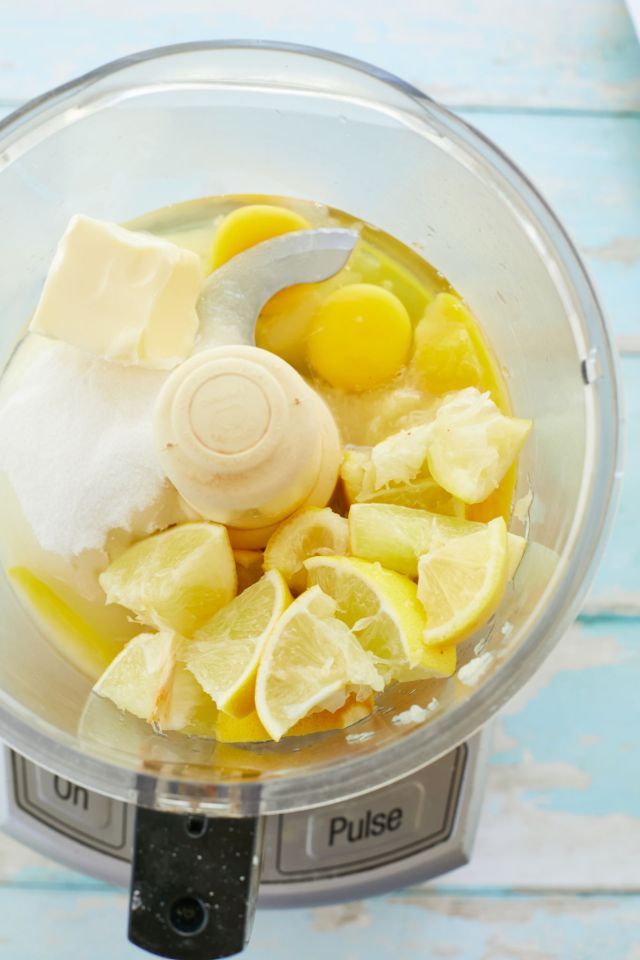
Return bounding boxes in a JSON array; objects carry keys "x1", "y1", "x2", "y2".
[{"x1": 128, "y1": 807, "x2": 263, "y2": 959}]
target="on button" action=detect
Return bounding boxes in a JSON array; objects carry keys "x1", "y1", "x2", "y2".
[{"x1": 34, "y1": 768, "x2": 112, "y2": 830}]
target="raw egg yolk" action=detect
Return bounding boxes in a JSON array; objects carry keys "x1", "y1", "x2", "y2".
[
  {"x1": 307, "y1": 283, "x2": 412, "y2": 392},
  {"x1": 211, "y1": 204, "x2": 311, "y2": 269}
]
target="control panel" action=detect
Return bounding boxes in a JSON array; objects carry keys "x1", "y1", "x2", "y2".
[{"x1": 0, "y1": 731, "x2": 489, "y2": 906}]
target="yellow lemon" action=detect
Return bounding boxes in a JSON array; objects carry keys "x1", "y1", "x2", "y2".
[
  {"x1": 349, "y1": 503, "x2": 526, "y2": 580},
  {"x1": 304, "y1": 555, "x2": 456, "y2": 681},
  {"x1": 340, "y1": 447, "x2": 464, "y2": 517},
  {"x1": 185, "y1": 571, "x2": 291, "y2": 719},
  {"x1": 417, "y1": 517, "x2": 509, "y2": 647},
  {"x1": 214, "y1": 694, "x2": 374, "y2": 743},
  {"x1": 99, "y1": 522, "x2": 237, "y2": 636},
  {"x1": 255, "y1": 586, "x2": 383, "y2": 741},
  {"x1": 9, "y1": 566, "x2": 129, "y2": 680},
  {"x1": 427, "y1": 388, "x2": 532, "y2": 504},
  {"x1": 93, "y1": 630, "x2": 216, "y2": 734},
  {"x1": 264, "y1": 507, "x2": 349, "y2": 594}
]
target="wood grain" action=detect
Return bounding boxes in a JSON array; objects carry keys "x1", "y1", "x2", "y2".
[{"x1": 0, "y1": 0, "x2": 640, "y2": 110}]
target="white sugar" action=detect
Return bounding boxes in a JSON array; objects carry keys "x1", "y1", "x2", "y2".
[{"x1": 0, "y1": 335, "x2": 171, "y2": 558}]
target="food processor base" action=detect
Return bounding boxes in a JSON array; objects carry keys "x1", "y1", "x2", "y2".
[{"x1": 0, "y1": 728, "x2": 490, "y2": 906}]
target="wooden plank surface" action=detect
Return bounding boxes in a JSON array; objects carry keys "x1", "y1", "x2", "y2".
[
  {"x1": 1, "y1": 2, "x2": 640, "y2": 958},
  {"x1": 1, "y1": 0, "x2": 640, "y2": 111}
]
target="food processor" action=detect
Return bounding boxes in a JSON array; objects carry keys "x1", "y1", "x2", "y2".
[{"x1": 0, "y1": 41, "x2": 621, "y2": 960}]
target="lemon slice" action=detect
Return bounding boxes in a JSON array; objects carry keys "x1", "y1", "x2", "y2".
[
  {"x1": 349, "y1": 503, "x2": 526, "y2": 580},
  {"x1": 9, "y1": 566, "x2": 128, "y2": 680},
  {"x1": 99, "y1": 522, "x2": 237, "y2": 636},
  {"x1": 427, "y1": 388, "x2": 531, "y2": 504},
  {"x1": 349, "y1": 504, "x2": 477, "y2": 578},
  {"x1": 185, "y1": 570, "x2": 291, "y2": 719},
  {"x1": 93, "y1": 630, "x2": 178, "y2": 724},
  {"x1": 161, "y1": 661, "x2": 217, "y2": 735},
  {"x1": 413, "y1": 293, "x2": 487, "y2": 394},
  {"x1": 341, "y1": 448, "x2": 464, "y2": 517},
  {"x1": 264, "y1": 507, "x2": 349, "y2": 594},
  {"x1": 93, "y1": 630, "x2": 216, "y2": 733},
  {"x1": 304, "y1": 555, "x2": 456, "y2": 680},
  {"x1": 418, "y1": 517, "x2": 509, "y2": 646},
  {"x1": 215, "y1": 694, "x2": 374, "y2": 743},
  {"x1": 255, "y1": 586, "x2": 383, "y2": 741}
]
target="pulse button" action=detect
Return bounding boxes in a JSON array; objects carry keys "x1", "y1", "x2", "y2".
[{"x1": 305, "y1": 782, "x2": 425, "y2": 865}]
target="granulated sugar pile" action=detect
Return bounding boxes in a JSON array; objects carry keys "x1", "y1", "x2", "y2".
[{"x1": 0, "y1": 336, "x2": 170, "y2": 558}]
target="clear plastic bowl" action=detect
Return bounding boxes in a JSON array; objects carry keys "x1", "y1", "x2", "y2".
[{"x1": 0, "y1": 42, "x2": 621, "y2": 816}]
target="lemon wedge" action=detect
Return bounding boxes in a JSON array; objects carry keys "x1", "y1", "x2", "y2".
[
  {"x1": 99, "y1": 522, "x2": 237, "y2": 636},
  {"x1": 305, "y1": 555, "x2": 456, "y2": 680},
  {"x1": 93, "y1": 630, "x2": 178, "y2": 724},
  {"x1": 255, "y1": 586, "x2": 383, "y2": 741},
  {"x1": 185, "y1": 570, "x2": 291, "y2": 719},
  {"x1": 9, "y1": 566, "x2": 128, "y2": 680},
  {"x1": 341, "y1": 447, "x2": 464, "y2": 517},
  {"x1": 349, "y1": 503, "x2": 526, "y2": 580},
  {"x1": 93, "y1": 630, "x2": 216, "y2": 733},
  {"x1": 349, "y1": 504, "x2": 476, "y2": 578},
  {"x1": 418, "y1": 516, "x2": 509, "y2": 646},
  {"x1": 413, "y1": 293, "x2": 487, "y2": 394},
  {"x1": 427, "y1": 388, "x2": 531, "y2": 504},
  {"x1": 215, "y1": 694, "x2": 374, "y2": 743},
  {"x1": 264, "y1": 507, "x2": 349, "y2": 594}
]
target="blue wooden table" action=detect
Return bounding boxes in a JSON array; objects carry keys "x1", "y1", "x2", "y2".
[{"x1": 1, "y1": 2, "x2": 640, "y2": 957}]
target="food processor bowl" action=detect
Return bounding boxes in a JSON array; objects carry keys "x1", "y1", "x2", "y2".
[{"x1": 0, "y1": 42, "x2": 620, "y2": 819}]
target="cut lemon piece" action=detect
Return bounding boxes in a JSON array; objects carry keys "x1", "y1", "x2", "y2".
[
  {"x1": 418, "y1": 517, "x2": 509, "y2": 647},
  {"x1": 304, "y1": 555, "x2": 455, "y2": 680},
  {"x1": 264, "y1": 507, "x2": 349, "y2": 594},
  {"x1": 161, "y1": 661, "x2": 217, "y2": 735},
  {"x1": 9, "y1": 566, "x2": 128, "y2": 680},
  {"x1": 93, "y1": 630, "x2": 177, "y2": 723},
  {"x1": 93, "y1": 630, "x2": 216, "y2": 733},
  {"x1": 427, "y1": 388, "x2": 532, "y2": 504},
  {"x1": 211, "y1": 204, "x2": 310, "y2": 269},
  {"x1": 413, "y1": 293, "x2": 485, "y2": 394},
  {"x1": 341, "y1": 448, "x2": 464, "y2": 517},
  {"x1": 349, "y1": 503, "x2": 525, "y2": 581},
  {"x1": 215, "y1": 694, "x2": 374, "y2": 743},
  {"x1": 99, "y1": 522, "x2": 237, "y2": 636},
  {"x1": 307, "y1": 284, "x2": 412, "y2": 392},
  {"x1": 234, "y1": 549, "x2": 264, "y2": 593},
  {"x1": 255, "y1": 586, "x2": 382, "y2": 741},
  {"x1": 349, "y1": 504, "x2": 477, "y2": 578},
  {"x1": 185, "y1": 570, "x2": 291, "y2": 719}
]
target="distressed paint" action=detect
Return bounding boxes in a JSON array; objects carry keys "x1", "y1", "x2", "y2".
[
  {"x1": 0, "y1": 0, "x2": 640, "y2": 110},
  {"x1": 0, "y1": 889, "x2": 639, "y2": 959}
]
